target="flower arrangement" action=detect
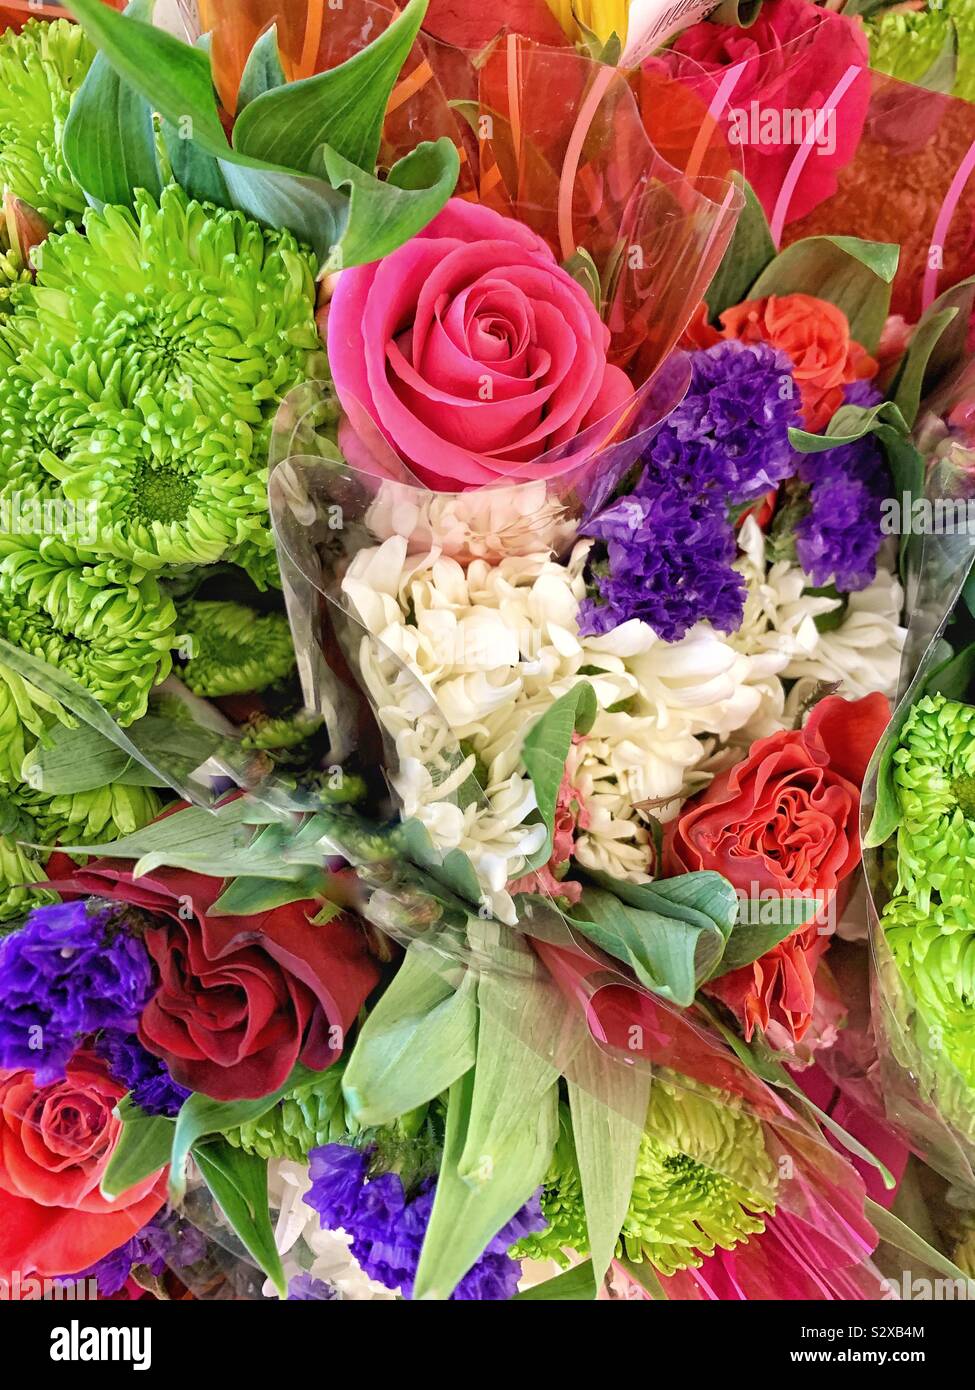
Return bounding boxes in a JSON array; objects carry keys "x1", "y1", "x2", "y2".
[{"x1": 0, "y1": 0, "x2": 973, "y2": 1314}]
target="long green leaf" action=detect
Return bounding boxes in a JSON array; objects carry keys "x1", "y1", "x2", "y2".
[
  {"x1": 62, "y1": 0, "x2": 162, "y2": 207},
  {"x1": 566, "y1": 1039, "x2": 650, "y2": 1285},
  {"x1": 233, "y1": 0, "x2": 428, "y2": 174},
  {"x1": 193, "y1": 1140, "x2": 287, "y2": 1297},
  {"x1": 707, "y1": 173, "x2": 775, "y2": 321},
  {"x1": 521, "y1": 681, "x2": 597, "y2": 872},
  {"x1": 513, "y1": 1260, "x2": 598, "y2": 1300},
  {"x1": 413, "y1": 1069, "x2": 559, "y2": 1301},
  {"x1": 749, "y1": 235, "x2": 900, "y2": 352},
  {"x1": 342, "y1": 943, "x2": 476, "y2": 1127},
  {"x1": 208, "y1": 869, "x2": 331, "y2": 916},
  {"x1": 101, "y1": 1097, "x2": 174, "y2": 1200}
]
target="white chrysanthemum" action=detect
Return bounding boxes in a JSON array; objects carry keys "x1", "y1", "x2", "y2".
[
  {"x1": 342, "y1": 537, "x2": 779, "y2": 890},
  {"x1": 784, "y1": 565, "x2": 906, "y2": 702},
  {"x1": 263, "y1": 1159, "x2": 398, "y2": 1301}
]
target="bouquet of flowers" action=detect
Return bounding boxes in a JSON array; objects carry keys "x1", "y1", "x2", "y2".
[{"x1": 0, "y1": 0, "x2": 973, "y2": 1304}]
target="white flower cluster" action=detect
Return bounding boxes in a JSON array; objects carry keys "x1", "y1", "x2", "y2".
[{"x1": 340, "y1": 518, "x2": 906, "y2": 914}]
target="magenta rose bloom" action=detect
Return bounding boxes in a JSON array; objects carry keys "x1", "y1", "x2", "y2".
[
  {"x1": 326, "y1": 199, "x2": 634, "y2": 490},
  {"x1": 655, "y1": 0, "x2": 869, "y2": 227}
]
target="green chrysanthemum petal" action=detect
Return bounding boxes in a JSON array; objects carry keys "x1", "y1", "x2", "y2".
[
  {"x1": 867, "y1": 0, "x2": 975, "y2": 103},
  {"x1": 890, "y1": 693, "x2": 975, "y2": 911},
  {"x1": 16, "y1": 781, "x2": 162, "y2": 847},
  {"x1": 225, "y1": 1066, "x2": 351, "y2": 1162},
  {"x1": 2, "y1": 187, "x2": 323, "y2": 580},
  {"x1": 620, "y1": 1079, "x2": 775, "y2": 1276},
  {"x1": 511, "y1": 1109, "x2": 589, "y2": 1267},
  {"x1": 0, "y1": 658, "x2": 73, "y2": 785},
  {"x1": 0, "y1": 19, "x2": 92, "y2": 230},
  {"x1": 0, "y1": 538, "x2": 177, "y2": 725},
  {"x1": 0, "y1": 792, "x2": 55, "y2": 927},
  {"x1": 177, "y1": 599, "x2": 296, "y2": 696}
]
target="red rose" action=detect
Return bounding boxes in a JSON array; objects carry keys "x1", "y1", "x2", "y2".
[
  {"x1": 665, "y1": 693, "x2": 889, "y2": 1041},
  {"x1": 0, "y1": 1053, "x2": 166, "y2": 1279},
  {"x1": 55, "y1": 861, "x2": 380, "y2": 1102},
  {"x1": 655, "y1": 0, "x2": 869, "y2": 228}
]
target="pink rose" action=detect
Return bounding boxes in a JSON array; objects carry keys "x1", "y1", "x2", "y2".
[
  {"x1": 327, "y1": 199, "x2": 634, "y2": 490},
  {"x1": 655, "y1": 0, "x2": 869, "y2": 227}
]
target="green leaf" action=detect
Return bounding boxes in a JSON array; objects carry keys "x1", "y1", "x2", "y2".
[
  {"x1": 160, "y1": 119, "x2": 231, "y2": 205},
  {"x1": 707, "y1": 174, "x2": 775, "y2": 322},
  {"x1": 891, "y1": 309, "x2": 959, "y2": 428},
  {"x1": 412, "y1": 925, "x2": 565, "y2": 1299},
  {"x1": 562, "y1": 247, "x2": 602, "y2": 312},
  {"x1": 716, "y1": 908, "x2": 817, "y2": 977},
  {"x1": 51, "y1": 798, "x2": 261, "y2": 870},
  {"x1": 513, "y1": 1260, "x2": 598, "y2": 1300},
  {"x1": 566, "y1": 1039, "x2": 650, "y2": 1285},
  {"x1": 865, "y1": 1198, "x2": 974, "y2": 1286},
  {"x1": 22, "y1": 713, "x2": 222, "y2": 794},
  {"x1": 101, "y1": 1097, "x2": 174, "y2": 1200},
  {"x1": 217, "y1": 159, "x2": 348, "y2": 266},
  {"x1": 319, "y1": 138, "x2": 460, "y2": 272},
  {"x1": 193, "y1": 1140, "x2": 287, "y2": 1297},
  {"x1": 232, "y1": 0, "x2": 428, "y2": 174},
  {"x1": 521, "y1": 681, "x2": 597, "y2": 871},
  {"x1": 749, "y1": 235, "x2": 900, "y2": 352},
  {"x1": 615, "y1": 1256, "x2": 669, "y2": 1298},
  {"x1": 169, "y1": 1062, "x2": 320, "y2": 1203},
  {"x1": 66, "y1": 0, "x2": 229, "y2": 153},
  {"x1": 413, "y1": 1069, "x2": 559, "y2": 1301},
  {"x1": 208, "y1": 869, "x2": 329, "y2": 916},
  {"x1": 236, "y1": 25, "x2": 286, "y2": 115},
  {"x1": 567, "y1": 872, "x2": 736, "y2": 1006},
  {"x1": 788, "y1": 400, "x2": 909, "y2": 454},
  {"x1": 62, "y1": 0, "x2": 163, "y2": 207},
  {"x1": 922, "y1": 641, "x2": 975, "y2": 702},
  {"x1": 342, "y1": 943, "x2": 476, "y2": 1126}
]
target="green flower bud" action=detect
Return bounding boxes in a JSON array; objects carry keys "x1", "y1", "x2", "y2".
[{"x1": 178, "y1": 600, "x2": 296, "y2": 696}]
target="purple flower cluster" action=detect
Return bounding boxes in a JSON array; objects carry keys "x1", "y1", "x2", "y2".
[
  {"x1": 96, "y1": 1029, "x2": 190, "y2": 1117},
  {"x1": 76, "y1": 1212, "x2": 208, "y2": 1297},
  {"x1": 794, "y1": 431, "x2": 890, "y2": 592},
  {"x1": 288, "y1": 1273, "x2": 337, "y2": 1301},
  {"x1": 304, "y1": 1144, "x2": 546, "y2": 1300},
  {"x1": 580, "y1": 340, "x2": 799, "y2": 642},
  {"x1": 0, "y1": 900, "x2": 155, "y2": 1083}
]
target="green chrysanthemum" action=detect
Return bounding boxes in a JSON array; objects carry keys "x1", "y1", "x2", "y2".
[
  {"x1": 889, "y1": 694, "x2": 975, "y2": 913},
  {"x1": 511, "y1": 1109, "x2": 589, "y2": 1267},
  {"x1": 514, "y1": 1082, "x2": 775, "y2": 1275},
  {"x1": 867, "y1": 1, "x2": 975, "y2": 103},
  {"x1": 224, "y1": 1067, "x2": 350, "y2": 1162},
  {"x1": 0, "y1": 187, "x2": 323, "y2": 582},
  {"x1": 0, "y1": 793, "x2": 55, "y2": 927},
  {"x1": 0, "y1": 659, "x2": 72, "y2": 785},
  {"x1": 177, "y1": 600, "x2": 296, "y2": 696},
  {"x1": 620, "y1": 1080, "x2": 775, "y2": 1275},
  {"x1": 0, "y1": 18, "x2": 92, "y2": 230},
  {"x1": 16, "y1": 781, "x2": 162, "y2": 847},
  {"x1": 0, "y1": 538, "x2": 177, "y2": 726},
  {"x1": 240, "y1": 708, "x2": 324, "y2": 752}
]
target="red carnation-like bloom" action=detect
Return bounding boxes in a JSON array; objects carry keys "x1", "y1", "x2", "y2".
[{"x1": 664, "y1": 693, "x2": 889, "y2": 1042}]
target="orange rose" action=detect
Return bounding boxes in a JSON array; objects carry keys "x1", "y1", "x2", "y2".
[{"x1": 719, "y1": 293, "x2": 877, "y2": 431}]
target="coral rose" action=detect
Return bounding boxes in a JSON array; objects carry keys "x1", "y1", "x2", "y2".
[
  {"x1": 0, "y1": 1052, "x2": 166, "y2": 1278},
  {"x1": 720, "y1": 292, "x2": 877, "y2": 430},
  {"x1": 665, "y1": 693, "x2": 890, "y2": 1041},
  {"x1": 327, "y1": 198, "x2": 634, "y2": 490}
]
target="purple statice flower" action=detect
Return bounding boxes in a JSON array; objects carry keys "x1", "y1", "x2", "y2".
[
  {"x1": 0, "y1": 900, "x2": 155, "y2": 1082},
  {"x1": 843, "y1": 379, "x2": 884, "y2": 410},
  {"x1": 794, "y1": 432, "x2": 890, "y2": 591},
  {"x1": 579, "y1": 340, "x2": 799, "y2": 642},
  {"x1": 304, "y1": 1144, "x2": 546, "y2": 1301},
  {"x1": 75, "y1": 1211, "x2": 208, "y2": 1297},
  {"x1": 96, "y1": 1030, "x2": 190, "y2": 1117},
  {"x1": 288, "y1": 1273, "x2": 337, "y2": 1301}
]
